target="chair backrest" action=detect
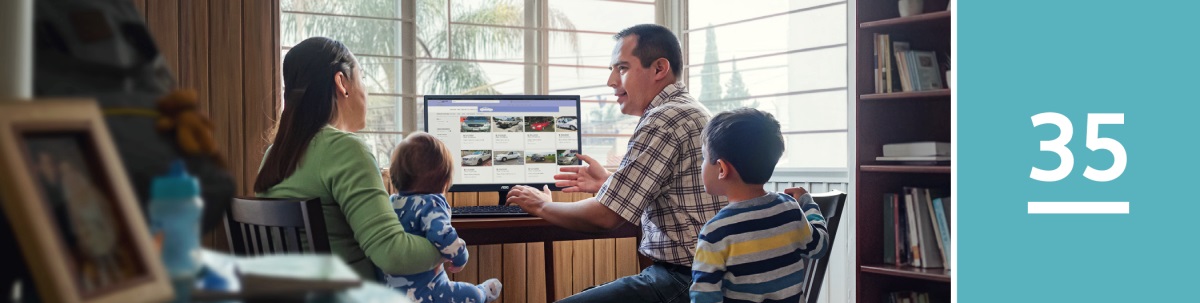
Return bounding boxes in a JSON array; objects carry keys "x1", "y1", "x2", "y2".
[
  {"x1": 785, "y1": 188, "x2": 848, "y2": 303},
  {"x1": 224, "y1": 197, "x2": 330, "y2": 255}
]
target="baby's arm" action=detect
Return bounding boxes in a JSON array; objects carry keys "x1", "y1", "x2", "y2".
[{"x1": 420, "y1": 194, "x2": 469, "y2": 267}]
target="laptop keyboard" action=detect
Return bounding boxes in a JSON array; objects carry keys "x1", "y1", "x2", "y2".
[{"x1": 451, "y1": 205, "x2": 530, "y2": 217}]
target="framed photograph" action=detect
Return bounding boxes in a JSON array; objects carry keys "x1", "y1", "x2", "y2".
[{"x1": 0, "y1": 100, "x2": 171, "y2": 303}]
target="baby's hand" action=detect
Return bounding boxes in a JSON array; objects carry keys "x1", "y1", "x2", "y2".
[{"x1": 445, "y1": 259, "x2": 464, "y2": 273}]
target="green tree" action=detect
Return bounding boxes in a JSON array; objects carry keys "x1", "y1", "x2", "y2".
[
  {"x1": 696, "y1": 27, "x2": 756, "y2": 114},
  {"x1": 724, "y1": 58, "x2": 756, "y2": 109},
  {"x1": 698, "y1": 26, "x2": 722, "y2": 103}
]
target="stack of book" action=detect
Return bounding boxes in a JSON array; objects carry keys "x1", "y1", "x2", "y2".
[
  {"x1": 873, "y1": 33, "x2": 946, "y2": 93},
  {"x1": 877, "y1": 141, "x2": 950, "y2": 164},
  {"x1": 883, "y1": 187, "x2": 951, "y2": 269}
]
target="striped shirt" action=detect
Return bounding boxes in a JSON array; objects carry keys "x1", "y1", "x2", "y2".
[
  {"x1": 690, "y1": 192, "x2": 829, "y2": 303},
  {"x1": 595, "y1": 82, "x2": 728, "y2": 267}
]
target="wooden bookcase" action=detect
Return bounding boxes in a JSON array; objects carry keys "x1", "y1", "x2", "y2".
[{"x1": 855, "y1": 0, "x2": 952, "y2": 302}]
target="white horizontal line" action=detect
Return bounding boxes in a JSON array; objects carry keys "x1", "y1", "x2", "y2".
[{"x1": 1028, "y1": 202, "x2": 1129, "y2": 214}]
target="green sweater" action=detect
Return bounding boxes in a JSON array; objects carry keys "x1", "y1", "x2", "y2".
[{"x1": 258, "y1": 125, "x2": 441, "y2": 279}]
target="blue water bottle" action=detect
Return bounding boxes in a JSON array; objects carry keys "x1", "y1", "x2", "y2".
[{"x1": 149, "y1": 160, "x2": 204, "y2": 301}]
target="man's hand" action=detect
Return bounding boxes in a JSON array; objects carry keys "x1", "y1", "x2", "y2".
[
  {"x1": 553, "y1": 154, "x2": 610, "y2": 193},
  {"x1": 505, "y1": 185, "x2": 553, "y2": 215}
]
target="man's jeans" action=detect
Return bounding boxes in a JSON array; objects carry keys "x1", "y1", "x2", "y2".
[{"x1": 557, "y1": 263, "x2": 692, "y2": 303}]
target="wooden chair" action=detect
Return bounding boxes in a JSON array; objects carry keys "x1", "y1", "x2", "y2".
[
  {"x1": 224, "y1": 197, "x2": 330, "y2": 255},
  {"x1": 785, "y1": 188, "x2": 848, "y2": 303}
]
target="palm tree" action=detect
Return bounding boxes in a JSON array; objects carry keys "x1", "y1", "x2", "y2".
[
  {"x1": 417, "y1": 0, "x2": 579, "y2": 94},
  {"x1": 283, "y1": 0, "x2": 580, "y2": 95}
]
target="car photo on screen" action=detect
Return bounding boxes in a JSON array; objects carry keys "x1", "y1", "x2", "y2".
[
  {"x1": 461, "y1": 116, "x2": 492, "y2": 132},
  {"x1": 555, "y1": 116, "x2": 578, "y2": 132},
  {"x1": 525, "y1": 151, "x2": 556, "y2": 164},
  {"x1": 524, "y1": 116, "x2": 555, "y2": 132},
  {"x1": 557, "y1": 149, "x2": 580, "y2": 165},
  {"x1": 493, "y1": 151, "x2": 524, "y2": 165},
  {"x1": 460, "y1": 150, "x2": 492, "y2": 166},
  {"x1": 491, "y1": 116, "x2": 524, "y2": 132}
]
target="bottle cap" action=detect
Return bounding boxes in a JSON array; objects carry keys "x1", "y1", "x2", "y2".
[{"x1": 150, "y1": 160, "x2": 200, "y2": 199}]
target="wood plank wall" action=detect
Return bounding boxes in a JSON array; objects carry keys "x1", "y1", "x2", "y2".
[
  {"x1": 135, "y1": 2, "x2": 640, "y2": 301},
  {"x1": 132, "y1": 0, "x2": 281, "y2": 252},
  {"x1": 445, "y1": 192, "x2": 641, "y2": 302}
]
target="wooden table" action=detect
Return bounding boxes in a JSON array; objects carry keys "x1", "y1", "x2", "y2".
[{"x1": 452, "y1": 216, "x2": 641, "y2": 302}]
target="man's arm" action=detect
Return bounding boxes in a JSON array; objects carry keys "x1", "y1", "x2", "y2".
[
  {"x1": 506, "y1": 186, "x2": 627, "y2": 233},
  {"x1": 534, "y1": 197, "x2": 627, "y2": 233}
]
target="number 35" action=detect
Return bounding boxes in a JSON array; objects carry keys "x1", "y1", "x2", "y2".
[{"x1": 1030, "y1": 113, "x2": 1126, "y2": 182}]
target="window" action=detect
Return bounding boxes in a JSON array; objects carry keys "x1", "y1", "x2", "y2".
[
  {"x1": 281, "y1": 0, "x2": 847, "y2": 170},
  {"x1": 687, "y1": 0, "x2": 849, "y2": 169},
  {"x1": 282, "y1": 0, "x2": 653, "y2": 167}
]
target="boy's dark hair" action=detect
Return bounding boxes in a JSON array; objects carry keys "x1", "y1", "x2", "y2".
[
  {"x1": 703, "y1": 108, "x2": 785, "y2": 184},
  {"x1": 389, "y1": 132, "x2": 455, "y2": 194},
  {"x1": 614, "y1": 24, "x2": 683, "y2": 78}
]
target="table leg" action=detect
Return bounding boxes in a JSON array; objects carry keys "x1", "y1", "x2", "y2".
[{"x1": 544, "y1": 241, "x2": 555, "y2": 303}]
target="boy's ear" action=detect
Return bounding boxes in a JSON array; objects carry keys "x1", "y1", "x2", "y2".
[{"x1": 717, "y1": 159, "x2": 735, "y2": 180}]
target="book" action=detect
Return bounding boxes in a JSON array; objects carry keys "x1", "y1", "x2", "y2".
[
  {"x1": 892, "y1": 41, "x2": 912, "y2": 91},
  {"x1": 873, "y1": 34, "x2": 883, "y2": 93},
  {"x1": 896, "y1": 193, "x2": 910, "y2": 265},
  {"x1": 913, "y1": 51, "x2": 944, "y2": 90},
  {"x1": 875, "y1": 156, "x2": 950, "y2": 164},
  {"x1": 911, "y1": 188, "x2": 933, "y2": 268},
  {"x1": 920, "y1": 188, "x2": 947, "y2": 268},
  {"x1": 883, "y1": 141, "x2": 950, "y2": 157},
  {"x1": 884, "y1": 193, "x2": 896, "y2": 265},
  {"x1": 933, "y1": 197, "x2": 952, "y2": 270},
  {"x1": 197, "y1": 249, "x2": 362, "y2": 298},
  {"x1": 906, "y1": 51, "x2": 921, "y2": 91},
  {"x1": 882, "y1": 34, "x2": 893, "y2": 93},
  {"x1": 904, "y1": 192, "x2": 921, "y2": 267}
]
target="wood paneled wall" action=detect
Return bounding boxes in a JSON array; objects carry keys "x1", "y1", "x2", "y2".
[
  {"x1": 444, "y1": 191, "x2": 641, "y2": 302},
  {"x1": 134, "y1": 2, "x2": 640, "y2": 301},
  {"x1": 132, "y1": 0, "x2": 281, "y2": 251}
]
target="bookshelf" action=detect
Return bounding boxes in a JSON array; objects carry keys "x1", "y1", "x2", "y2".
[{"x1": 855, "y1": 0, "x2": 951, "y2": 302}]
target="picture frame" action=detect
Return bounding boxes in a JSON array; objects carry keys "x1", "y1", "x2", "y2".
[{"x1": 0, "y1": 100, "x2": 172, "y2": 303}]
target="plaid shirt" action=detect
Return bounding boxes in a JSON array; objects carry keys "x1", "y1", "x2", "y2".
[{"x1": 596, "y1": 83, "x2": 728, "y2": 267}]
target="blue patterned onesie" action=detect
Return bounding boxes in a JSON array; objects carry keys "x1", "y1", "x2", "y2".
[{"x1": 378, "y1": 193, "x2": 499, "y2": 303}]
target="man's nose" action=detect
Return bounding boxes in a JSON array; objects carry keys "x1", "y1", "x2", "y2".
[{"x1": 607, "y1": 69, "x2": 620, "y2": 88}]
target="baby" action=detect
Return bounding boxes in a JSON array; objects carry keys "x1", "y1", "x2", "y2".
[{"x1": 380, "y1": 132, "x2": 502, "y2": 303}]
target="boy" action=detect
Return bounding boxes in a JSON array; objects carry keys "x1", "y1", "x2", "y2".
[{"x1": 690, "y1": 108, "x2": 830, "y2": 303}]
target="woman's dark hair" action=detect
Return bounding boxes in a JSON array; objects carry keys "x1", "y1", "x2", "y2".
[
  {"x1": 254, "y1": 37, "x2": 356, "y2": 193},
  {"x1": 389, "y1": 132, "x2": 455, "y2": 194},
  {"x1": 613, "y1": 24, "x2": 683, "y2": 77},
  {"x1": 703, "y1": 108, "x2": 785, "y2": 185}
]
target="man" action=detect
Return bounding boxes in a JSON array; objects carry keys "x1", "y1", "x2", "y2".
[{"x1": 506, "y1": 24, "x2": 727, "y2": 302}]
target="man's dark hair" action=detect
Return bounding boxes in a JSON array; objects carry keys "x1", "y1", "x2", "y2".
[
  {"x1": 703, "y1": 108, "x2": 785, "y2": 185},
  {"x1": 614, "y1": 24, "x2": 683, "y2": 77}
]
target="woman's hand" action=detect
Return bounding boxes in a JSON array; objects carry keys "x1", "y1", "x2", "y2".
[
  {"x1": 505, "y1": 185, "x2": 553, "y2": 215},
  {"x1": 552, "y1": 154, "x2": 610, "y2": 193}
]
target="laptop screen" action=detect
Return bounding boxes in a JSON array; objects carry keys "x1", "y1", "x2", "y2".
[{"x1": 424, "y1": 95, "x2": 582, "y2": 193}]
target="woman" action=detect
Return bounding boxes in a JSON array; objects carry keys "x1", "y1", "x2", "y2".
[{"x1": 255, "y1": 37, "x2": 441, "y2": 279}]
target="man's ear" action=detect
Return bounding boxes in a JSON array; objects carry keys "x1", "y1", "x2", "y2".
[
  {"x1": 652, "y1": 58, "x2": 671, "y2": 81},
  {"x1": 333, "y1": 71, "x2": 349, "y2": 98}
]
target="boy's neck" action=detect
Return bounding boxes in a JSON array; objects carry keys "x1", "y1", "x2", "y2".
[{"x1": 725, "y1": 184, "x2": 770, "y2": 203}]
